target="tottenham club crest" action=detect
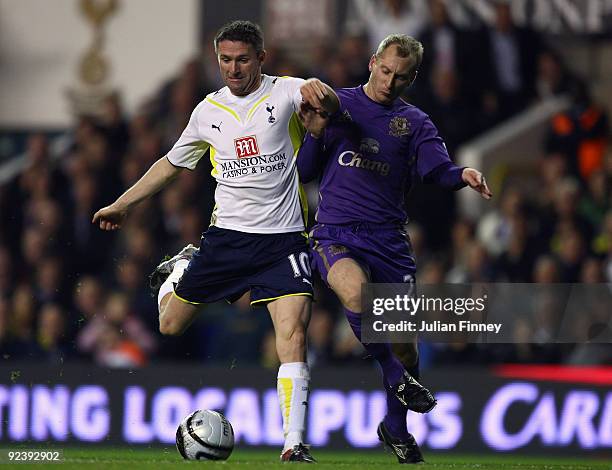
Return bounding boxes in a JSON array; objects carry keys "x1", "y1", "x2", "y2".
[
  {"x1": 266, "y1": 103, "x2": 276, "y2": 123},
  {"x1": 389, "y1": 116, "x2": 410, "y2": 137}
]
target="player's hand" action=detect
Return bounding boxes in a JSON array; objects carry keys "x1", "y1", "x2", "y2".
[
  {"x1": 300, "y1": 79, "x2": 339, "y2": 115},
  {"x1": 92, "y1": 203, "x2": 129, "y2": 230},
  {"x1": 298, "y1": 102, "x2": 329, "y2": 138},
  {"x1": 462, "y1": 168, "x2": 493, "y2": 200}
]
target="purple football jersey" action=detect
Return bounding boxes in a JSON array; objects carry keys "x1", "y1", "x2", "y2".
[{"x1": 297, "y1": 86, "x2": 465, "y2": 225}]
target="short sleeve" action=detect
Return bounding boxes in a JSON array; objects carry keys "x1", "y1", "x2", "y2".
[
  {"x1": 166, "y1": 101, "x2": 210, "y2": 170},
  {"x1": 279, "y1": 76, "x2": 306, "y2": 112}
]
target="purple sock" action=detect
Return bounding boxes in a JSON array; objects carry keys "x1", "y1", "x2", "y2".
[
  {"x1": 384, "y1": 386, "x2": 409, "y2": 440},
  {"x1": 344, "y1": 308, "x2": 405, "y2": 385},
  {"x1": 406, "y1": 357, "x2": 420, "y2": 381}
]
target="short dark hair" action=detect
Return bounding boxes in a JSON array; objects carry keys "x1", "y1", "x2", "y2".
[
  {"x1": 214, "y1": 20, "x2": 264, "y2": 54},
  {"x1": 375, "y1": 34, "x2": 424, "y2": 74}
]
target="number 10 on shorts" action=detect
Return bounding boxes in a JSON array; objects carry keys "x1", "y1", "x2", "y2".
[{"x1": 288, "y1": 252, "x2": 311, "y2": 278}]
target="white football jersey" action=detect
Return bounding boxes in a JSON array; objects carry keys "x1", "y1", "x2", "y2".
[{"x1": 166, "y1": 75, "x2": 308, "y2": 234}]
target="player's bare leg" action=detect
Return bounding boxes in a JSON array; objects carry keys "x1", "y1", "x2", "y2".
[
  {"x1": 151, "y1": 244, "x2": 201, "y2": 336},
  {"x1": 268, "y1": 295, "x2": 315, "y2": 463},
  {"x1": 268, "y1": 295, "x2": 310, "y2": 362},
  {"x1": 326, "y1": 258, "x2": 368, "y2": 312},
  {"x1": 158, "y1": 294, "x2": 201, "y2": 336}
]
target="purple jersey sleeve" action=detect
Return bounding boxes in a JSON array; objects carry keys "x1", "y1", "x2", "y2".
[
  {"x1": 412, "y1": 116, "x2": 466, "y2": 190},
  {"x1": 425, "y1": 161, "x2": 466, "y2": 190},
  {"x1": 296, "y1": 133, "x2": 327, "y2": 183}
]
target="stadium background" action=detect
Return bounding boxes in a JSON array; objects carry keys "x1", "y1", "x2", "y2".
[{"x1": 0, "y1": 0, "x2": 611, "y2": 458}]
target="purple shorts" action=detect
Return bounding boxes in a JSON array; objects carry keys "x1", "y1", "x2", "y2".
[{"x1": 309, "y1": 223, "x2": 416, "y2": 284}]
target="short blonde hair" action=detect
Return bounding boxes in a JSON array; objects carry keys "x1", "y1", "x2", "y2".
[{"x1": 375, "y1": 34, "x2": 424, "y2": 71}]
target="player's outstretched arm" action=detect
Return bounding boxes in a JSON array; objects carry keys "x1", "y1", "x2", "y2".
[
  {"x1": 296, "y1": 102, "x2": 330, "y2": 183},
  {"x1": 300, "y1": 79, "x2": 339, "y2": 116},
  {"x1": 462, "y1": 168, "x2": 493, "y2": 200},
  {"x1": 92, "y1": 156, "x2": 183, "y2": 230},
  {"x1": 298, "y1": 102, "x2": 330, "y2": 138}
]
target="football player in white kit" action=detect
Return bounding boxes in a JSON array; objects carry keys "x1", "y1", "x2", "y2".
[{"x1": 92, "y1": 20, "x2": 338, "y2": 462}]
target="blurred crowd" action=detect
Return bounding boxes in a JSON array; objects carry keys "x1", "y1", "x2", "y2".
[{"x1": 0, "y1": 0, "x2": 610, "y2": 369}]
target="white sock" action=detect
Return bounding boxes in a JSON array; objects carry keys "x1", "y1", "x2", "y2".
[
  {"x1": 157, "y1": 259, "x2": 189, "y2": 311},
  {"x1": 277, "y1": 362, "x2": 310, "y2": 451}
]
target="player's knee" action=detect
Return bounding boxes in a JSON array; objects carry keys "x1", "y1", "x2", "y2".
[
  {"x1": 287, "y1": 324, "x2": 306, "y2": 344},
  {"x1": 159, "y1": 321, "x2": 181, "y2": 336},
  {"x1": 341, "y1": 289, "x2": 362, "y2": 313},
  {"x1": 159, "y1": 314, "x2": 184, "y2": 336},
  {"x1": 277, "y1": 322, "x2": 306, "y2": 347},
  {"x1": 276, "y1": 324, "x2": 306, "y2": 362}
]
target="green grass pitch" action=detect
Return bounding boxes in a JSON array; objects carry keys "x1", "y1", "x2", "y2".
[{"x1": 5, "y1": 447, "x2": 610, "y2": 469}]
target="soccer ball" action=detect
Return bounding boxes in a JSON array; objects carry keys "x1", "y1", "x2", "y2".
[{"x1": 175, "y1": 410, "x2": 234, "y2": 460}]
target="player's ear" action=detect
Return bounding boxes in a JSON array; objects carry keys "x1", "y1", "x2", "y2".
[
  {"x1": 409, "y1": 69, "x2": 418, "y2": 86},
  {"x1": 258, "y1": 49, "x2": 266, "y2": 64},
  {"x1": 368, "y1": 55, "x2": 377, "y2": 72}
]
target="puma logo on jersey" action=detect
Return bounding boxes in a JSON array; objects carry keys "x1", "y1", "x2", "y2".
[{"x1": 212, "y1": 122, "x2": 222, "y2": 133}]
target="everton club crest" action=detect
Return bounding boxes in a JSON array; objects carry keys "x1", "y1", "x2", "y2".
[{"x1": 389, "y1": 116, "x2": 410, "y2": 137}]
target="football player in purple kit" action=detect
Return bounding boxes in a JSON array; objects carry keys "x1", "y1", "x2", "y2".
[{"x1": 296, "y1": 34, "x2": 492, "y2": 463}]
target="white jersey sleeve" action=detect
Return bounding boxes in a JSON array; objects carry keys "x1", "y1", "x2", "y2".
[
  {"x1": 166, "y1": 101, "x2": 210, "y2": 170},
  {"x1": 278, "y1": 76, "x2": 305, "y2": 112}
]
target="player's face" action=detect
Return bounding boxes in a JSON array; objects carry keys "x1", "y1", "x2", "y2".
[
  {"x1": 365, "y1": 46, "x2": 416, "y2": 105},
  {"x1": 217, "y1": 40, "x2": 265, "y2": 96}
]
